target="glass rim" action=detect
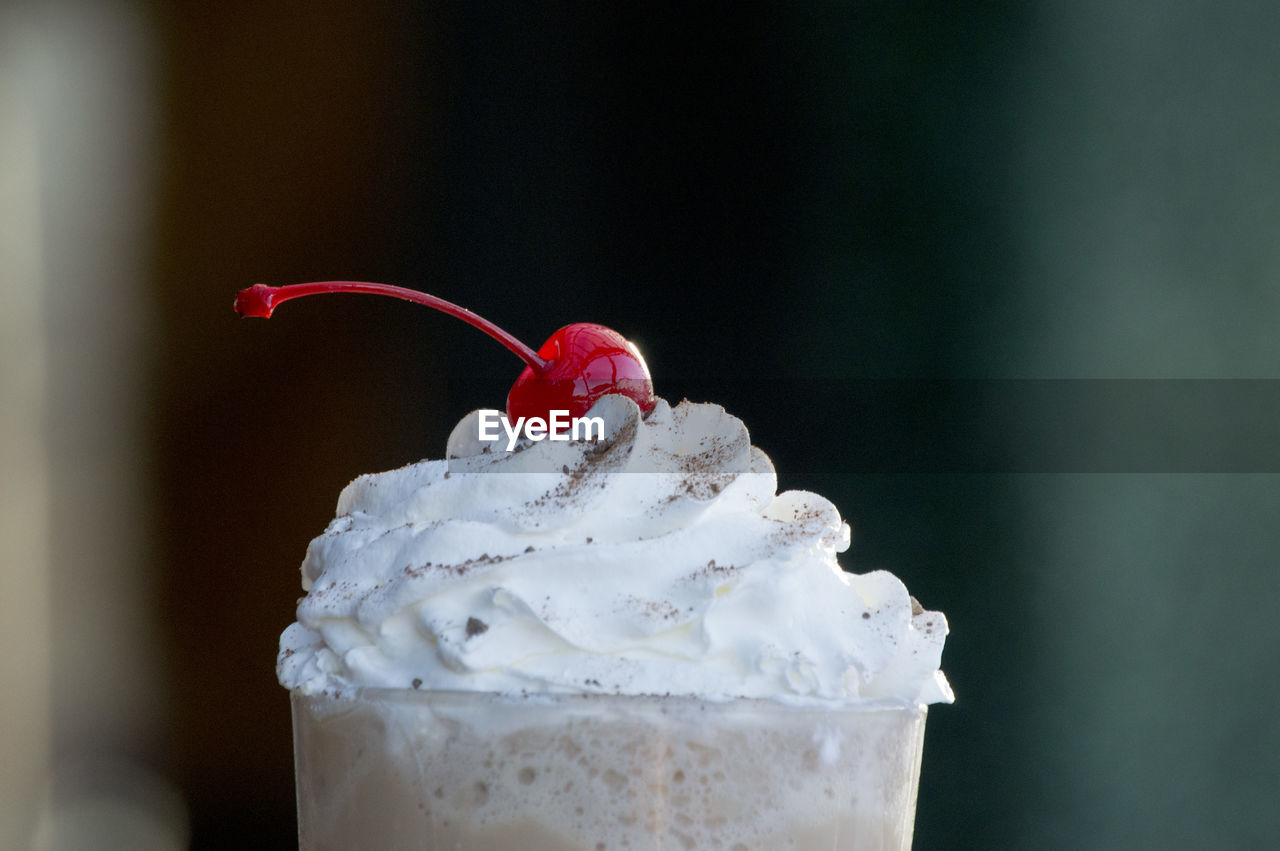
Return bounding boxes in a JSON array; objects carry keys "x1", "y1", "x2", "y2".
[{"x1": 290, "y1": 686, "x2": 930, "y2": 716}]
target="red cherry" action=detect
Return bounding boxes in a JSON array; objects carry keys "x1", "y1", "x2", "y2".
[
  {"x1": 233, "y1": 281, "x2": 655, "y2": 421},
  {"x1": 507, "y1": 323, "x2": 654, "y2": 421}
]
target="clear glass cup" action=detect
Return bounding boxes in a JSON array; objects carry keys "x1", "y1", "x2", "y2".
[{"x1": 291, "y1": 689, "x2": 928, "y2": 850}]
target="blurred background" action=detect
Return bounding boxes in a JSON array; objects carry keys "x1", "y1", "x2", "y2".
[{"x1": 3, "y1": 0, "x2": 1278, "y2": 848}]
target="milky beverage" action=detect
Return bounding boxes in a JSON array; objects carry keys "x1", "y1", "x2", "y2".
[
  {"x1": 293, "y1": 691, "x2": 927, "y2": 850},
  {"x1": 278, "y1": 396, "x2": 952, "y2": 849}
]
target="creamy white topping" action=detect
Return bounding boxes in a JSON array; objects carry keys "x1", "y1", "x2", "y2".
[{"x1": 278, "y1": 395, "x2": 953, "y2": 705}]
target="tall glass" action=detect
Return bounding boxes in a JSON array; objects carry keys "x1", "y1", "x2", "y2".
[{"x1": 291, "y1": 689, "x2": 928, "y2": 850}]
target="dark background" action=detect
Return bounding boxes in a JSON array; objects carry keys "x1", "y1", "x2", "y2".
[
  {"x1": 154, "y1": 4, "x2": 1020, "y2": 846},
  {"x1": 16, "y1": 0, "x2": 1279, "y2": 848}
]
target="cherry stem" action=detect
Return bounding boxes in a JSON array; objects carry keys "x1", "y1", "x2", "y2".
[{"x1": 234, "y1": 281, "x2": 548, "y2": 372}]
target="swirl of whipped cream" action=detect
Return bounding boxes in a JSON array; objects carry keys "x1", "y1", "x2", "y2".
[{"x1": 278, "y1": 395, "x2": 953, "y2": 705}]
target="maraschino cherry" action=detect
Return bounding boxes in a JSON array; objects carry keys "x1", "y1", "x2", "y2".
[{"x1": 234, "y1": 281, "x2": 655, "y2": 422}]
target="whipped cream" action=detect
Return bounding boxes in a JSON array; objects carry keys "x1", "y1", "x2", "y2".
[{"x1": 278, "y1": 395, "x2": 952, "y2": 706}]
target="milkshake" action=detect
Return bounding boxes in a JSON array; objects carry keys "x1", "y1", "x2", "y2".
[
  {"x1": 291, "y1": 691, "x2": 928, "y2": 850},
  {"x1": 239, "y1": 282, "x2": 952, "y2": 849}
]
